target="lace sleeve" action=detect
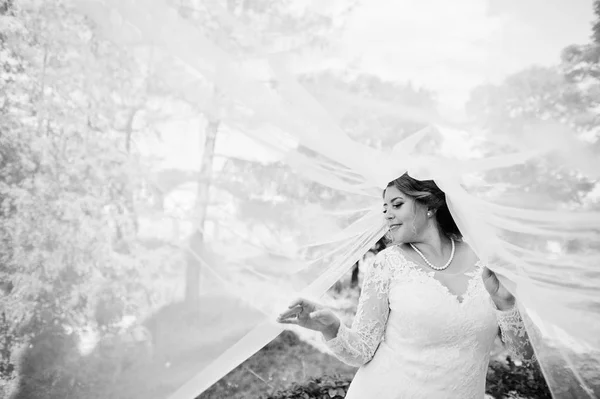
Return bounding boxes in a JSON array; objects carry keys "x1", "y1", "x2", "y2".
[
  {"x1": 324, "y1": 251, "x2": 392, "y2": 367},
  {"x1": 496, "y1": 303, "x2": 536, "y2": 364}
]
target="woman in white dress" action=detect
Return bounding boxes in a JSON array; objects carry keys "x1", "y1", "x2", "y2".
[{"x1": 277, "y1": 173, "x2": 534, "y2": 399}]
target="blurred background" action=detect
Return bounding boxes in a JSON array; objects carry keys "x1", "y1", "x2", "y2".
[{"x1": 1, "y1": 0, "x2": 598, "y2": 398}]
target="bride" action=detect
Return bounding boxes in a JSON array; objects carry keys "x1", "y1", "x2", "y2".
[{"x1": 277, "y1": 173, "x2": 534, "y2": 399}]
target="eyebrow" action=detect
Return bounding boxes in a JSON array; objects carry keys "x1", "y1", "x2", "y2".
[{"x1": 383, "y1": 196, "x2": 404, "y2": 207}]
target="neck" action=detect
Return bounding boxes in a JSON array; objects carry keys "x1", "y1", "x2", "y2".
[{"x1": 411, "y1": 229, "x2": 451, "y2": 259}]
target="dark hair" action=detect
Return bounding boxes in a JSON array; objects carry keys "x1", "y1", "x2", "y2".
[{"x1": 384, "y1": 173, "x2": 462, "y2": 240}]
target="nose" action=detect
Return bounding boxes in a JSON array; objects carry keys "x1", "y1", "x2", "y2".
[{"x1": 385, "y1": 212, "x2": 394, "y2": 221}]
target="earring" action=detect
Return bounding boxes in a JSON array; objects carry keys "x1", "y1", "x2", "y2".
[{"x1": 427, "y1": 211, "x2": 432, "y2": 217}]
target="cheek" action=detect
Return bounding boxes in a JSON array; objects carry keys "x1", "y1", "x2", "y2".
[
  {"x1": 393, "y1": 206, "x2": 410, "y2": 219},
  {"x1": 393, "y1": 224, "x2": 412, "y2": 239},
  {"x1": 399, "y1": 221, "x2": 415, "y2": 236},
  {"x1": 398, "y1": 207, "x2": 416, "y2": 222},
  {"x1": 392, "y1": 214, "x2": 424, "y2": 239}
]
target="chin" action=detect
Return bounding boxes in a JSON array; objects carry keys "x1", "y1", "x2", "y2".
[
  {"x1": 388, "y1": 231, "x2": 407, "y2": 244},
  {"x1": 390, "y1": 229, "x2": 417, "y2": 245}
]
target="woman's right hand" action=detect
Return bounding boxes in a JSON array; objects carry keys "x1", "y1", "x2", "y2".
[{"x1": 276, "y1": 298, "x2": 341, "y2": 340}]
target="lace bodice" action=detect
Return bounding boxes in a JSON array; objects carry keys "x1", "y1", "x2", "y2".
[{"x1": 325, "y1": 245, "x2": 531, "y2": 399}]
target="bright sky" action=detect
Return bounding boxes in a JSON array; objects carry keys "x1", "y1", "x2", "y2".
[{"x1": 334, "y1": 0, "x2": 594, "y2": 115}]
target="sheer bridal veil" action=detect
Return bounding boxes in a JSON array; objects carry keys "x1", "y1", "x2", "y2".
[{"x1": 63, "y1": 1, "x2": 600, "y2": 397}]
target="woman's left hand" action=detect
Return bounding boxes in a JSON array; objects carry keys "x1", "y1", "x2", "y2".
[{"x1": 482, "y1": 266, "x2": 516, "y2": 311}]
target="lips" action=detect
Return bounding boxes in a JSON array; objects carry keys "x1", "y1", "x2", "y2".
[{"x1": 388, "y1": 224, "x2": 402, "y2": 231}]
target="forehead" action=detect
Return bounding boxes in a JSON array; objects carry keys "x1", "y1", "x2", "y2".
[{"x1": 383, "y1": 185, "x2": 406, "y2": 202}]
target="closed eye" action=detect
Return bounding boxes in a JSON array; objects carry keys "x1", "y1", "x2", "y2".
[{"x1": 383, "y1": 202, "x2": 403, "y2": 213}]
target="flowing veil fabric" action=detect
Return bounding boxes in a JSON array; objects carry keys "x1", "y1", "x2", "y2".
[{"x1": 68, "y1": 1, "x2": 600, "y2": 398}]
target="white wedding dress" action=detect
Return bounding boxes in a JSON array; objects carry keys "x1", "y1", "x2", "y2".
[{"x1": 325, "y1": 245, "x2": 529, "y2": 399}]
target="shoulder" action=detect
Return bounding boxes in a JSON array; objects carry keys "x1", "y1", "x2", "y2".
[
  {"x1": 372, "y1": 245, "x2": 409, "y2": 272},
  {"x1": 454, "y1": 241, "x2": 483, "y2": 271}
]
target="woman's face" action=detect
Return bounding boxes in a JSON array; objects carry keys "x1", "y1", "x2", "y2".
[{"x1": 383, "y1": 185, "x2": 429, "y2": 244}]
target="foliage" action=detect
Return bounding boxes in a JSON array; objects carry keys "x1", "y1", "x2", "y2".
[
  {"x1": 2, "y1": 1, "x2": 598, "y2": 398},
  {"x1": 485, "y1": 358, "x2": 551, "y2": 399},
  {"x1": 463, "y1": 1, "x2": 600, "y2": 265},
  {"x1": 198, "y1": 331, "x2": 357, "y2": 399},
  {"x1": 263, "y1": 376, "x2": 350, "y2": 399},
  {"x1": 560, "y1": 0, "x2": 600, "y2": 136},
  {"x1": 196, "y1": 329, "x2": 550, "y2": 399},
  {"x1": 0, "y1": 1, "x2": 182, "y2": 395},
  {"x1": 467, "y1": 66, "x2": 589, "y2": 132},
  {"x1": 171, "y1": 0, "x2": 353, "y2": 56},
  {"x1": 1, "y1": 0, "x2": 357, "y2": 395},
  {"x1": 300, "y1": 71, "x2": 439, "y2": 149},
  {"x1": 464, "y1": 5, "x2": 600, "y2": 396},
  {"x1": 262, "y1": 360, "x2": 551, "y2": 399},
  {"x1": 467, "y1": 1, "x2": 600, "y2": 160},
  {"x1": 466, "y1": 63, "x2": 597, "y2": 206}
]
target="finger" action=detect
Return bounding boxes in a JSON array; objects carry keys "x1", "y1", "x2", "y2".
[
  {"x1": 278, "y1": 305, "x2": 303, "y2": 320},
  {"x1": 276, "y1": 311, "x2": 300, "y2": 321},
  {"x1": 289, "y1": 298, "x2": 320, "y2": 310},
  {"x1": 276, "y1": 314, "x2": 293, "y2": 323},
  {"x1": 287, "y1": 298, "x2": 305, "y2": 309},
  {"x1": 482, "y1": 268, "x2": 500, "y2": 285},
  {"x1": 482, "y1": 266, "x2": 494, "y2": 279},
  {"x1": 277, "y1": 318, "x2": 299, "y2": 325}
]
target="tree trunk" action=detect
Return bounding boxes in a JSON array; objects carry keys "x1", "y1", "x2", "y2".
[
  {"x1": 113, "y1": 107, "x2": 141, "y2": 249},
  {"x1": 185, "y1": 117, "x2": 219, "y2": 306},
  {"x1": 350, "y1": 261, "x2": 360, "y2": 288},
  {"x1": 124, "y1": 108, "x2": 136, "y2": 154}
]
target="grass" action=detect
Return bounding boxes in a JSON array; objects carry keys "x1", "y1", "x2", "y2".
[{"x1": 198, "y1": 331, "x2": 357, "y2": 399}]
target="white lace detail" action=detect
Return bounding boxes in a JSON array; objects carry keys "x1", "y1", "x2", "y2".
[
  {"x1": 325, "y1": 245, "x2": 502, "y2": 399},
  {"x1": 496, "y1": 304, "x2": 536, "y2": 365},
  {"x1": 324, "y1": 249, "x2": 394, "y2": 367}
]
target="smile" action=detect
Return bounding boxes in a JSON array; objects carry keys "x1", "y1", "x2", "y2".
[{"x1": 389, "y1": 224, "x2": 402, "y2": 231}]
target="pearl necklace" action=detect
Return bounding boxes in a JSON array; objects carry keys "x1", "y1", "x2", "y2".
[{"x1": 409, "y1": 238, "x2": 455, "y2": 271}]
